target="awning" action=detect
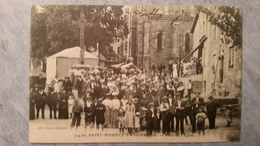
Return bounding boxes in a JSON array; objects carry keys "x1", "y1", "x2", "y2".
[
  {"x1": 121, "y1": 63, "x2": 142, "y2": 73},
  {"x1": 182, "y1": 36, "x2": 208, "y2": 62},
  {"x1": 72, "y1": 64, "x2": 92, "y2": 69}
]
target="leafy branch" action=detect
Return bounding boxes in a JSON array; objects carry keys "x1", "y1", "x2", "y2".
[{"x1": 197, "y1": 6, "x2": 242, "y2": 48}]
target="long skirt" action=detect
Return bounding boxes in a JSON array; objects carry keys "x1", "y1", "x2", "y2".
[
  {"x1": 104, "y1": 106, "x2": 111, "y2": 128},
  {"x1": 125, "y1": 111, "x2": 134, "y2": 128},
  {"x1": 111, "y1": 109, "x2": 119, "y2": 128}
]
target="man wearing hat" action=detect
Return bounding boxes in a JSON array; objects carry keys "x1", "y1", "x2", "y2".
[
  {"x1": 35, "y1": 86, "x2": 46, "y2": 119},
  {"x1": 76, "y1": 76, "x2": 83, "y2": 98},
  {"x1": 206, "y1": 96, "x2": 220, "y2": 129},
  {"x1": 145, "y1": 101, "x2": 157, "y2": 136},
  {"x1": 191, "y1": 92, "x2": 205, "y2": 133},
  {"x1": 95, "y1": 98, "x2": 106, "y2": 130},
  {"x1": 174, "y1": 93, "x2": 186, "y2": 136},
  {"x1": 30, "y1": 84, "x2": 40, "y2": 120},
  {"x1": 84, "y1": 96, "x2": 95, "y2": 129},
  {"x1": 47, "y1": 87, "x2": 58, "y2": 119},
  {"x1": 63, "y1": 77, "x2": 73, "y2": 94},
  {"x1": 160, "y1": 96, "x2": 171, "y2": 135},
  {"x1": 92, "y1": 80, "x2": 102, "y2": 99},
  {"x1": 70, "y1": 98, "x2": 83, "y2": 129}
]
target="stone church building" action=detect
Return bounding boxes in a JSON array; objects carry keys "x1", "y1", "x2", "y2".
[{"x1": 123, "y1": 6, "x2": 195, "y2": 73}]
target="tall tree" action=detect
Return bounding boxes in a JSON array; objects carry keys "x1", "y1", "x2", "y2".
[
  {"x1": 197, "y1": 6, "x2": 242, "y2": 48},
  {"x1": 30, "y1": 5, "x2": 128, "y2": 66}
]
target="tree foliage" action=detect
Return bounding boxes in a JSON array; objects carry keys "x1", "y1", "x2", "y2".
[
  {"x1": 31, "y1": 5, "x2": 128, "y2": 65},
  {"x1": 197, "y1": 6, "x2": 242, "y2": 48}
]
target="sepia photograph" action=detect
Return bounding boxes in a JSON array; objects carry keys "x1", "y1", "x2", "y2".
[{"x1": 29, "y1": 5, "x2": 242, "y2": 143}]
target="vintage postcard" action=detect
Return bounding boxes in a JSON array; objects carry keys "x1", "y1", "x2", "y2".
[{"x1": 29, "y1": 5, "x2": 242, "y2": 143}]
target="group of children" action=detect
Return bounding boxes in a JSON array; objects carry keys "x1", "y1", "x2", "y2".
[
  {"x1": 69, "y1": 96, "x2": 142, "y2": 134},
  {"x1": 116, "y1": 111, "x2": 141, "y2": 134}
]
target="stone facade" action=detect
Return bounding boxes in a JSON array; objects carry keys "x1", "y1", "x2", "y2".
[
  {"x1": 123, "y1": 6, "x2": 194, "y2": 72},
  {"x1": 180, "y1": 7, "x2": 242, "y2": 99}
]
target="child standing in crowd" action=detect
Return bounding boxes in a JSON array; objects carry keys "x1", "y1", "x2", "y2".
[
  {"x1": 68, "y1": 95, "x2": 75, "y2": 118},
  {"x1": 71, "y1": 99, "x2": 83, "y2": 129},
  {"x1": 125, "y1": 99, "x2": 135, "y2": 134},
  {"x1": 84, "y1": 96, "x2": 94, "y2": 129},
  {"x1": 95, "y1": 98, "x2": 106, "y2": 130},
  {"x1": 195, "y1": 107, "x2": 207, "y2": 135},
  {"x1": 146, "y1": 102, "x2": 157, "y2": 136},
  {"x1": 226, "y1": 105, "x2": 233, "y2": 127},
  {"x1": 134, "y1": 112, "x2": 141, "y2": 132},
  {"x1": 117, "y1": 110, "x2": 126, "y2": 134}
]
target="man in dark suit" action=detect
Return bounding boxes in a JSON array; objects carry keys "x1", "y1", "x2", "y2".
[
  {"x1": 58, "y1": 89, "x2": 69, "y2": 119},
  {"x1": 206, "y1": 96, "x2": 220, "y2": 129},
  {"x1": 63, "y1": 77, "x2": 73, "y2": 93},
  {"x1": 167, "y1": 93, "x2": 175, "y2": 132},
  {"x1": 35, "y1": 87, "x2": 46, "y2": 119},
  {"x1": 76, "y1": 76, "x2": 83, "y2": 98},
  {"x1": 160, "y1": 96, "x2": 171, "y2": 135},
  {"x1": 92, "y1": 97, "x2": 99, "y2": 128},
  {"x1": 47, "y1": 87, "x2": 58, "y2": 119},
  {"x1": 38, "y1": 74, "x2": 46, "y2": 91},
  {"x1": 191, "y1": 92, "x2": 205, "y2": 133},
  {"x1": 95, "y1": 98, "x2": 106, "y2": 130},
  {"x1": 184, "y1": 95, "x2": 193, "y2": 125},
  {"x1": 174, "y1": 93, "x2": 186, "y2": 136},
  {"x1": 93, "y1": 81, "x2": 102, "y2": 99},
  {"x1": 147, "y1": 84, "x2": 157, "y2": 99},
  {"x1": 146, "y1": 102, "x2": 157, "y2": 136},
  {"x1": 101, "y1": 83, "x2": 110, "y2": 98},
  {"x1": 135, "y1": 84, "x2": 143, "y2": 100}
]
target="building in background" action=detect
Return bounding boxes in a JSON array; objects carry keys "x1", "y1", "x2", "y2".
[
  {"x1": 123, "y1": 6, "x2": 195, "y2": 72},
  {"x1": 180, "y1": 6, "x2": 242, "y2": 98}
]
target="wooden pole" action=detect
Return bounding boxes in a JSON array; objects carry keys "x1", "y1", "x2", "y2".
[{"x1": 80, "y1": 9, "x2": 85, "y2": 64}]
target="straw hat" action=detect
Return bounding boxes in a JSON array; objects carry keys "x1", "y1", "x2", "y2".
[
  {"x1": 162, "y1": 96, "x2": 168, "y2": 101},
  {"x1": 148, "y1": 102, "x2": 155, "y2": 107},
  {"x1": 112, "y1": 91, "x2": 119, "y2": 96}
]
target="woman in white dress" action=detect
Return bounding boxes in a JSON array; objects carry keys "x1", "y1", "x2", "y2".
[
  {"x1": 52, "y1": 75, "x2": 60, "y2": 93},
  {"x1": 125, "y1": 98, "x2": 135, "y2": 134},
  {"x1": 172, "y1": 63, "x2": 178, "y2": 79}
]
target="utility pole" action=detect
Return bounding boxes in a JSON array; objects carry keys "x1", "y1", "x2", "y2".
[{"x1": 79, "y1": 9, "x2": 85, "y2": 64}]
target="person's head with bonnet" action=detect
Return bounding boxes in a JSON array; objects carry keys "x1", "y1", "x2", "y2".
[{"x1": 142, "y1": 92, "x2": 147, "y2": 99}]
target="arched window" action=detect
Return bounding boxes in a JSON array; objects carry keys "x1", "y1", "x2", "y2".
[
  {"x1": 157, "y1": 31, "x2": 163, "y2": 51},
  {"x1": 185, "y1": 33, "x2": 190, "y2": 54}
]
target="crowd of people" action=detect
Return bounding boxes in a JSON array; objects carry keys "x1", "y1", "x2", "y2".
[{"x1": 30, "y1": 64, "x2": 223, "y2": 137}]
